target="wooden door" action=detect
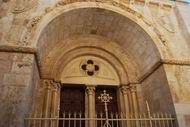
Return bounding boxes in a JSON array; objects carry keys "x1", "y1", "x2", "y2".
[
  {"x1": 95, "y1": 87, "x2": 118, "y2": 114},
  {"x1": 59, "y1": 86, "x2": 85, "y2": 127}
]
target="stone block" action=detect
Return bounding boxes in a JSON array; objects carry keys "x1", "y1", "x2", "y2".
[
  {"x1": 3, "y1": 73, "x2": 30, "y2": 86},
  {"x1": 185, "y1": 115, "x2": 190, "y2": 127},
  {"x1": 0, "y1": 60, "x2": 12, "y2": 73},
  {"x1": 11, "y1": 61, "x2": 32, "y2": 74},
  {"x1": 0, "y1": 52, "x2": 12, "y2": 60}
]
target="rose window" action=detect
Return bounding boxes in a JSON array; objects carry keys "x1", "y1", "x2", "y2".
[{"x1": 81, "y1": 60, "x2": 99, "y2": 76}]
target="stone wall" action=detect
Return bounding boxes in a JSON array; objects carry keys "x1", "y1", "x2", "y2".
[
  {"x1": 0, "y1": 52, "x2": 40, "y2": 127},
  {"x1": 176, "y1": 2, "x2": 190, "y2": 43},
  {"x1": 164, "y1": 64, "x2": 190, "y2": 127},
  {"x1": 141, "y1": 65, "x2": 175, "y2": 114}
]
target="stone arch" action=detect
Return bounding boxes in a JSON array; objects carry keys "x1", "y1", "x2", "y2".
[
  {"x1": 31, "y1": 2, "x2": 167, "y2": 59},
  {"x1": 32, "y1": 4, "x2": 164, "y2": 84},
  {"x1": 61, "y1": 55, "x2": 120, "y2": 85},
  {"x1": 28, "y1": 2, "x2": 177, "y2": 124},
  {"x1": 40, "y1": 35, "x2": 140, "y2": 84}
]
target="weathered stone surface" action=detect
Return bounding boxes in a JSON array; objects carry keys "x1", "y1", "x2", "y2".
[{"x1": 0, "y1": 1, "x2": 190, "y2": 127}]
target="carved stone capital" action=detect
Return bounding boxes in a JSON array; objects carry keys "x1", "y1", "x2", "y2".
[
  {"x1": 130, "y1": 85, "x2": 137, "y2": 93},
  {"x1": 52, "y1": 82, "x2": 60, "y2": 91},
  {"x1": 120, "y1": 86, "x2": 130, "y2": 95},
  {"x1": 86, "y1": 86, "x2": 96, "y2": 96},
  {"x1": 44, "y1": 80, "x2": 53, "y2": 90}
]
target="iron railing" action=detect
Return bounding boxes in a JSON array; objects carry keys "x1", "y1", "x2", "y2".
[{"x1": 24, "y1": 112, "x2": 176, "y2": 127}]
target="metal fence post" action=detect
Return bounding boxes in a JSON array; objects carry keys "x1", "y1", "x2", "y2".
[{"x1": 146, "y1": 101, "x2": 153, "y2": 127}]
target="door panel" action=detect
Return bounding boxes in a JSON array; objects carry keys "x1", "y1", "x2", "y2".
[
  {"x1": 59, "y1": 86, "x2": 85, "y2": 127},
  {"x1": 95, "y1": 87, "x2": 118, "y2": 127},
  {"x1": 95, "y1": 87, "x2": 118, "y2": 114}
]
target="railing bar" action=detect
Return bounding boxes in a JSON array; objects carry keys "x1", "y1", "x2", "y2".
[
  {"x1": 130, "y1": 115, "x2": 133, "y2": 127},
  {"x1": 74, "y1": 113, "x2": 76, "y2": 127},
  {"x1": 116, "y1": 113, "x2": 119, "y2": 127},
  {"x1": 152, "y1": 113, "x2": 156, "y2": 127},
  {"x1": 39, "y1": 113, "x2": 42, "y2": 127},
  {"x1": 68, "y1": 113, "x2": 71, "y2": 127},
  {"x1": 169, "y1": 114, "x2": 174, "y2": 127},
  {"x1": 95, "y1": 113, "x2": 97, "y2": 127},
  {"x1": 157, "y1": 113, "x2": 161, "y2": 127},
  {"x1": 165, "y1": 113, "x2": 169, "y2": 127},
  {"x1": 111, "y1": 113, "x2": 114, "y2": 127},
  {"x1": 139, "y1": 114, "x2": 142, "y2": 127},
  {"x1": 62, "y1": 112, "x2": 65, "y2": 127},
  {"x1": 121, "y1": 113, "x2": 124, "y2": 127},
  {"x1": 161, "y1": 113, "x2": 165, "y2": 127},
  {"x1": 143, "y1": 113, "x2": 147, "y2": 127},
  {"x1": 79, "y1": 113, "x2": 82, "y2": 127},
  {"x1": 100, "y1": 113, "x2": 103, "y2": 127}
]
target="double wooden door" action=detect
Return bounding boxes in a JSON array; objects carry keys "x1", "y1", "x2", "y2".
[{"x1": 59, "y1": 86, "x2": 118, "y2": 127}]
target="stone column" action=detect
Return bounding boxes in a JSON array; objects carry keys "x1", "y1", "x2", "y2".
[
  {"x1": 42, "y1": 80, "x2": 53, "y2": 127},
  {"x1": 86, "y1": 86, "x2": 96, "y2": 127},
  {"x1": 130, "y1": 85, "x2": 139, "y2": 116},
  {"x1": 130, "y1": 84, "x2": 140, "y2": 127},
  {"x1": 121, "y1": 86, "x2": 131, "y2": 127},
  {"x1": 51, "y1": 82, "x2": 61, "y2": 127},
  {"x1": 120, "y1": 86, "x2": 131, "y2": 118},
  {"x1": 51, "y1": 82, "x2": 61, "y2": 117}
]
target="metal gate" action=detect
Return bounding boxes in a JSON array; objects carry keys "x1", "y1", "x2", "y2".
[{"x1": 24, "y1": 90, "x2": 176, "y2": 127}]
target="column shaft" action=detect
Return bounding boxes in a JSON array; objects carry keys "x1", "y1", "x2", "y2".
[
  {"x1": 131, "y1": 85, "x2": 139, "y2": 116},
  {"x1": 86, "y1": 86, "x2": 96, "y2": 127},
  {"x1": 42, "y1": 80, "x2": 52, "y2": 127}
]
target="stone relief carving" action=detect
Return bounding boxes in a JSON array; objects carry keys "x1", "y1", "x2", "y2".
[{"x1": 12, "y1": 0, "x2": 37, "y2": 14}]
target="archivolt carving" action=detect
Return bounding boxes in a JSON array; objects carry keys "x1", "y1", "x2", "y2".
[{"x1": 23, "y1": 0, "x2": 175, "y2": 46}]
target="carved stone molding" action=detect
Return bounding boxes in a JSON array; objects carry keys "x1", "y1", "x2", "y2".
[
  {"x1": 137, "y1": 59, "x2": 190, "y2": 83},
  {"x1": 162, "y1": 59, "x2": 190, "y2": 66}
]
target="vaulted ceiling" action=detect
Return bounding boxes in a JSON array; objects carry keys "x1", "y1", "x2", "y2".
[{"x1": 37, "y1": 8, "x2": 161, "y2": 83}]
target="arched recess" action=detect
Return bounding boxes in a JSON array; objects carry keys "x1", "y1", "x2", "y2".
[
  {"x1": 33, "y1": 5, "x2": 164, "y2": 82},
  {"x1": 31, "y1": 1, "x2": 176, "y2": 119},
  {"x1": 41, "y1": 35, "x2": 138, "y2": 84}
]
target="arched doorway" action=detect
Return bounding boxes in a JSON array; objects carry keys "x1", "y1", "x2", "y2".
[{"x1": 29, "y1": 4, "x2": 176, "y2": 127}]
